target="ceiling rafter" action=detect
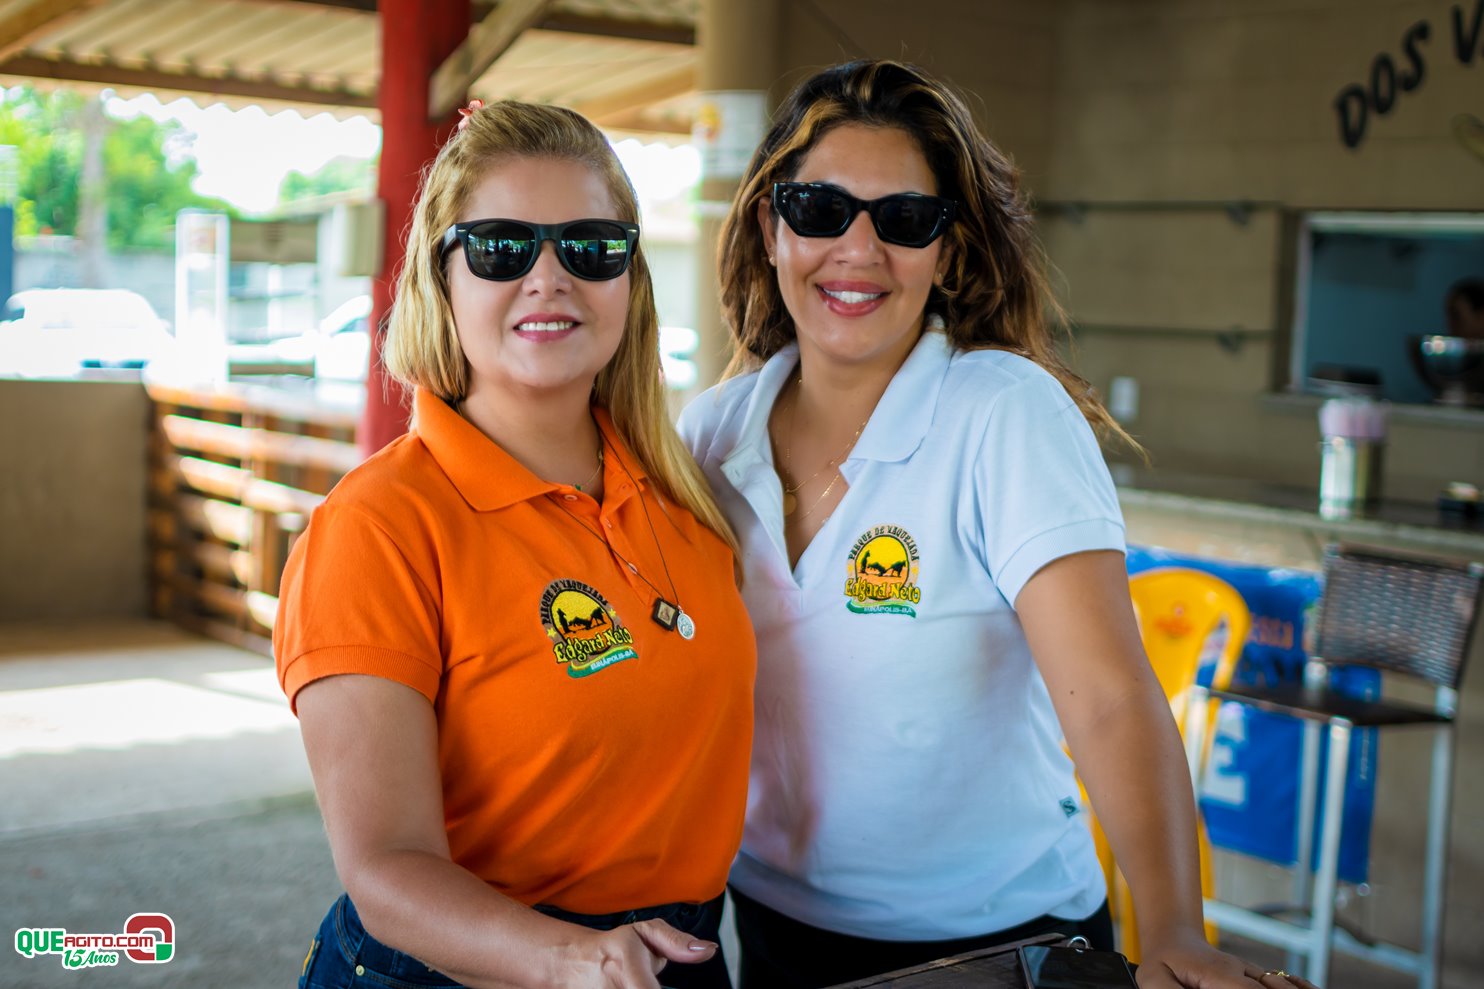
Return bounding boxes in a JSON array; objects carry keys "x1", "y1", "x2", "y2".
[
  {"x1": 569, "y1": 60, "x2": 692, "y2": 123},
  {"x1": 0, "y1": 0, "x2": 108, "y2": 61},
  {"x1": 1, "y1": 0, "x2": 700, "y2": 135},
  {"x1": 254, "y1": 0, "x2": 697, "y2": 44},
  {"x1": 534, "y1": 11, "x2": 691, "y2": 45},
  {"x1": 429, "y1": 0, "x2": 555, "y2": 119},
  {"x1": 0, "y1": 54, "x2": 376, "y2": 108}
]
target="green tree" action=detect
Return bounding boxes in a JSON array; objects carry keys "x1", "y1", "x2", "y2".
[
  {"x1": 278, "y1": 155, "x2": 375, "y2": 206},
  {"x1": 0, "y1": 88, "x2": 83, "y2": 236},
  {"x1": 0, "y1": 85, "x2": 234, "y2": 249},
  {"x1": 104, "y1": 114, "x2": 233, "y2": 250}
]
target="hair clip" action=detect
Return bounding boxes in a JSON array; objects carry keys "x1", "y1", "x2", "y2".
[{"x1": 456, "y1": 99, "x2": 485, "y2": 132}]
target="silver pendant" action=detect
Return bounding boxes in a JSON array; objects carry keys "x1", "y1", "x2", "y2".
[{"x1": 676, "y1": 610, "x2": 696, "y2": 640}]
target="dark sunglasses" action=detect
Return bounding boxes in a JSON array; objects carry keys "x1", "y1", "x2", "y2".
[
  {"x1": 441, "y1": 218, "x2": 640, "y2": 281},
  {"x1": 772, "y1": 182, "x2": 957, "y2": 248}
]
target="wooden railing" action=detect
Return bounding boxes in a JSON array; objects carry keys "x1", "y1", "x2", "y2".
[{"x1": 145, "y1": 379, "x2": 363, "y2": 655}]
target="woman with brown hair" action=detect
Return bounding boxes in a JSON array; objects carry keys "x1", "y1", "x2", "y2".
[
  {"x1": 680, "y1": 60, "x2": 1317, "y2": 989},
  {"x1": 276, "y1": 99, "x2": 755, "y2": 989}
]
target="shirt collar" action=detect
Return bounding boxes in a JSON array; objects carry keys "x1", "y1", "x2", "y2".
[
  {"x1": 720, "y1": 327, "x2": 953, "y2": 473},
  {"x1": 850, "y1": 327, "x2": 953, "y2": 463},
  {"x1": 414, "y1": 388, "x2": 641, "y2": 512}
]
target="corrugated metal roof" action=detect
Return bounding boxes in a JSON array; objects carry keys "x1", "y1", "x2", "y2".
[{"x1": 0, "y1": 0, "x2": 698, "y2": 132}]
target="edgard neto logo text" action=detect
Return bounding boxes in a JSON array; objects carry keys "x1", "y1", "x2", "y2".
[{"x1": 15, "y1": 913, "x2": 174, "y2": 969}]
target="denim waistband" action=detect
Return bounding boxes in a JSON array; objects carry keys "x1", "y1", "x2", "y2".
[
  {"x1": 533, "y1": 892, "x2": 725, "y2": 934},
  {"x1": 328, "y1": 890, "x2": 725, "y2": 986},
  {"x1": 332, "y1": 895, "x2": 462, "y2": 987}
]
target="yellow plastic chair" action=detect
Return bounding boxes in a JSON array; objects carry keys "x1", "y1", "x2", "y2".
[{"x1": 1083, "y1": 567, "x2": 1251, "y2": 961}]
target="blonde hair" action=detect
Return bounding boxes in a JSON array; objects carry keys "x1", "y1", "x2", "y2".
[
  {"x1": 386, "y1": 100, "x2": 738, "y2": 554},
  {"x1": 717, "y1": 60, "x2": 1138, "y2": 451}
]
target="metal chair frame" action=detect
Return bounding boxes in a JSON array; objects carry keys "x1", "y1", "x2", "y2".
[{"x1": 1181, "y1": 544, "x2": 1483, "y2": 989}]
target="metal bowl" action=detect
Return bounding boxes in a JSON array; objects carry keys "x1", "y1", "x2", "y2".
[{"x1": 1409, "y1": 335, "x2": 1484, "y2": 405}]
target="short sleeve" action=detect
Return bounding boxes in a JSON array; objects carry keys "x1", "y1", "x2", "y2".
[
  {"x1": 975, "y1": 373, "x2": 1126, "y2": 607},
  {"x1": 676, "y1": 389, "x2": 713, "y2": 464},
  {"x1": 273, "y1": 502, "x2": 443, "y2": 711}
]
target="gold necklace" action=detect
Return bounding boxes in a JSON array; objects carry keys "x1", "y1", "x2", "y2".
[
  {"x1": 548, "y1": 438, "x2": 694, "y2": 639},
  {"x1": 574, "y1": 448, "x2": 604, "y2": 492},
  {"x1": 777, "y1": 375, "x2": 870, "y2": 518}
]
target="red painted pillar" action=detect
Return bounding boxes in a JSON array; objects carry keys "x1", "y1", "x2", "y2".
[{"x1": 360, "y1": 0, "x2": 469, "y2": 457}]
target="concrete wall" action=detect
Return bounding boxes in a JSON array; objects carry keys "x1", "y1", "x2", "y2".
[
  {"x1": 773, "y1": 0, "x2": 1061, "y2": 188},
  {"x1": 1040, "y1": 0, "x2": 1484, "y2": 496},
  {"x1": 0, "y1": 379, "x2": 151, "y2": 622}
]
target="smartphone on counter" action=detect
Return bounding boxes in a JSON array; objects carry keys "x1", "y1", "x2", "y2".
[{"x1": 1017, "y1": 943, "x2": 1138, "y2": 988}]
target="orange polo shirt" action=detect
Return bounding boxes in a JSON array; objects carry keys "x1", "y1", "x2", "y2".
[{"x1": 274, "y1": 388, "x2": 755, "y2": 913}]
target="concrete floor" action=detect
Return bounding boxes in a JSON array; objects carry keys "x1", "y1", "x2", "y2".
[
  {"x1": 1, "y1": 621, "x2": 340, "y2": 988},
  {"x1": 0, "y1": 621, "x2": 1438, "y2": 988}
]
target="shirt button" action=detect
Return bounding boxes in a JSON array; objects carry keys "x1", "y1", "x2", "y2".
[
  {"x1": 562, "y1": 494, "x2": 578, "y2": 501},
  {"x1": 603, "y1": 519, "x2": 613, "y2": 528},
  {"x1": 355, "y1": 965, "x2": 365, "y2": 976}
]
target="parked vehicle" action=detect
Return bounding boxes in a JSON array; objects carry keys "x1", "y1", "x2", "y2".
[
  {"x1": 0, "y1": 288, "x2": 175, "y2": 377},
  {"x1": 227, "y1": 294, "x2": 372, "y2": 381},
  {"x1": 226, "y1": 298, "x2": 700, "y2": 389}
]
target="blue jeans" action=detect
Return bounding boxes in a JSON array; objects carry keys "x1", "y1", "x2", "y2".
[{"x1": 298, "y1": 892, "x2": 730, "y2": 989}]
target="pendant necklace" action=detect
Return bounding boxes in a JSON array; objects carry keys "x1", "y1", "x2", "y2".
[
  {"x1": 777, "y1": 374, "x2": 870, "y2": 519},
  {"x1": 549, "y1": 437, "x2": 695, "y2": 640}
]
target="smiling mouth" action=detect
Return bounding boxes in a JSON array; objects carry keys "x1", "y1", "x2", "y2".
[
  {"x1": 819, "y1": 288, "x2": 885, "y2": 304},
  {"x1": 515, "y1": 320, "x2": 577, "y2": 332}
]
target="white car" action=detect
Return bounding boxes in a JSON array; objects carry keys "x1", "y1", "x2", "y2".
[
  {"x1": 0, "y1": 288, "x2": 175, "y2": 377},
  {"x1": 227, "y1": 295, "x2": 373, "y2": 381},
  {"x1": 228, "y1": 301, "x2": 698, "y2": 389}
]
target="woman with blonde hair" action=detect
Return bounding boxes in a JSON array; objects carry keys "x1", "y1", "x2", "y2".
[
  {"x1": 680, "y1": 60, "x2": 1318, "y2": 989},
  {"x1": 277, "y1": 99, "x2": 755, "y2": 989}
]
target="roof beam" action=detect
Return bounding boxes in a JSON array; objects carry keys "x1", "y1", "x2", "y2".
[
  {"x1": 428, "y1": 0, "x2": 554, "y2": 120},
  {"x1": 532, "y1": 12, "x2": 694, "y2": 46},
  {"x1": 239, "y1": 2, "x2": 696, "y2": 45},
  {"x1": 570, "y1": 62, "x2": 696, "y2": 125},
  {"x1": 0, "y1": 0, "x2": 107, "y2": 61},
  {"x1": 592, "y1": 105, "x2": 690, "y2": 137},
  {"x1": 0, "y1": 55, "x2": 377, "y2": 109},
  {"x1": 243, "y1": 0, "x2": 377, "y2": 11}
]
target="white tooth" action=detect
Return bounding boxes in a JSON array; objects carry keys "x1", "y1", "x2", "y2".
[
  {"x1": 822, "y1": 289, "x2": 883, "y2": 304},
  {"x1": 517, "y1": 321, "x2": 575, "y2": 331}
]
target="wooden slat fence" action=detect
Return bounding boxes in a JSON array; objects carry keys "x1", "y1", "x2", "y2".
[{"x1": 145, "y1": 381, "x2": 362, "y2": 655}]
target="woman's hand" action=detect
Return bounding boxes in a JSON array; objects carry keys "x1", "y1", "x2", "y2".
[
  {"x1": 548, "y1": 920, "x2": 717, "y2": 989},
  {"x1": 1135, "y1": 930, "x2": 1322, "y2": 989}
]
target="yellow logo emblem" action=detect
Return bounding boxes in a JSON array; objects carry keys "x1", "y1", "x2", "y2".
[
  {"x1": 843, "y1": 525, "x2": 922, "y2": 617},
  {"x1": 539, "y1": 579, "x2": 637, "y2": 677}
]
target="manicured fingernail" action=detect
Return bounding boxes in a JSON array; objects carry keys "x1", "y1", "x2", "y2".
[{"x1": 688, "y1": 940, "x2": 716, "y2": 951}]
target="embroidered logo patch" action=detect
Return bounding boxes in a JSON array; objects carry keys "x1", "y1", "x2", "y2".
[
  {"x1": 843, "y1": 525, "x2": 922, "y2": 617},
  {"x1": 540, "y1": 579, "x2": 637, "y2": 678}
]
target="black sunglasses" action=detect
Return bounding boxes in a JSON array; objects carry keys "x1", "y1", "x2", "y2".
[
  {"x1": 441, "y1": 218, "x2": 640, "y2": 282},
  {"x1": 772, "y1": 182, "x2": 957, "y2": 248}
]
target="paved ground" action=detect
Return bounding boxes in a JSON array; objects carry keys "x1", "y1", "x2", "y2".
[
  {"x1": 0, "y1": 620, "x2": 1429, "y2": 988},
  {"x1": 0, "y1": 621, "x2": 340, "y2": 988}
]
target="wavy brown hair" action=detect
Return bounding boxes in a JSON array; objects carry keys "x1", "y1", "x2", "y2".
[
  {"x1": 717, "y1": 59, "x2": 1135, "y2": 448},
  {"x1": 385, "y1": 99, "x2": 737, "y2": 554}
]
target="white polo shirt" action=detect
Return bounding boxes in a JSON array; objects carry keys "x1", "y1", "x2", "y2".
[{"x1": 678, "y1": 328, "x2": 1125, "y2": 941}]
